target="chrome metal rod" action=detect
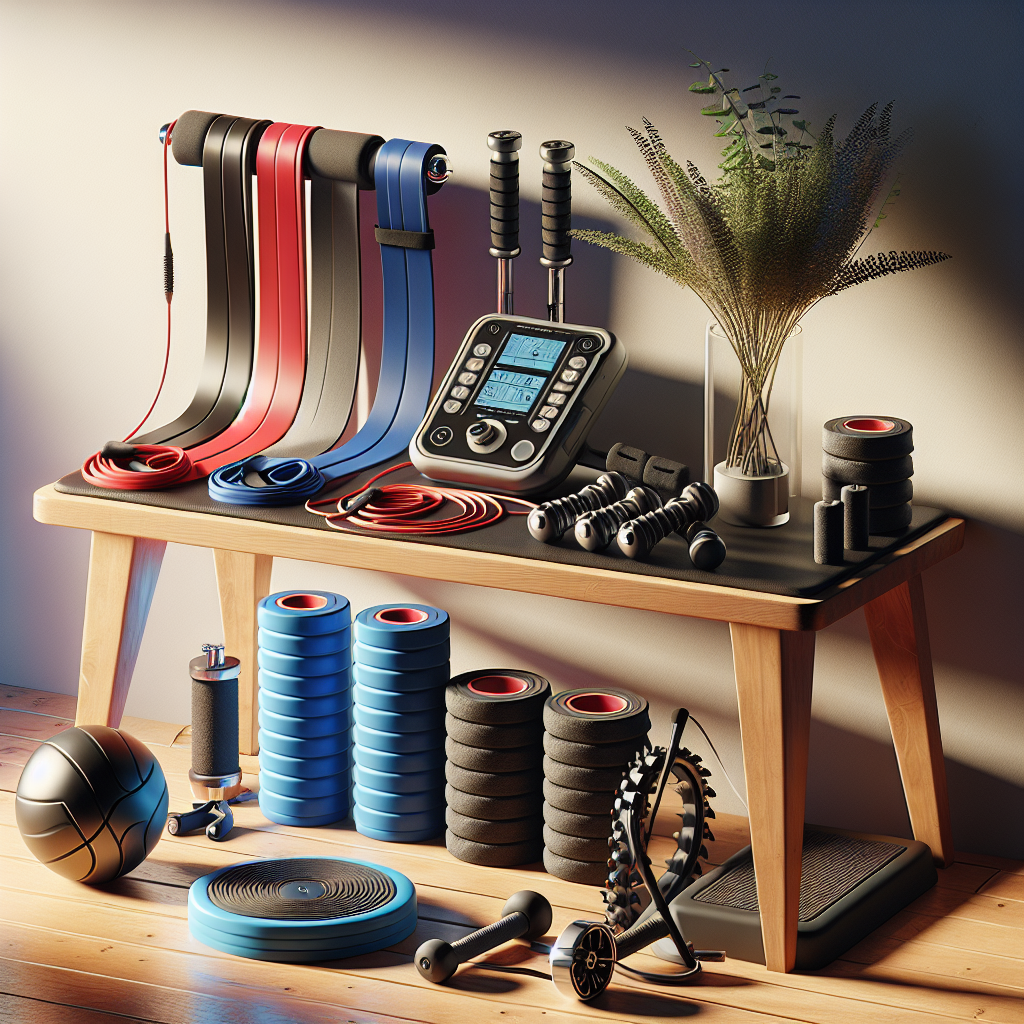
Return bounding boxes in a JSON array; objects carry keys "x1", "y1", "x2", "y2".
[
  {"x1": 547, "y1": 267, "x2": 565, "y2": 323},
  {"x1": 498, "y1": 258, "x2": 514, "y2": 314}
]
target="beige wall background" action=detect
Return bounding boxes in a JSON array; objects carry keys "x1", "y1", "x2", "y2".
[{"x1": 1, "y1": 0, "x2": 1021, "y2": 857}]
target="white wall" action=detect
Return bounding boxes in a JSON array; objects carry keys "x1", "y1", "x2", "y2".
[{"x1": 1, "y1": 0, "x2": 1021, "y2": 857}]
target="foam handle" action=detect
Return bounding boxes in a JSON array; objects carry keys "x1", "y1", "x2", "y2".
[
  {"x1": 488, "y1": 131, "x2": 521, "y2": 258},
  {"x1": 814, "y1": 500, "x2": 845, "y2": 566},
  {"x1": 191, "y1": 675, "x2": 239, "y2": 778},
  {"x1": 842, "y1": 484, "x2": 870, "y2": 551},
  {"x1": 539, "y1": 140, "x2": 574, "y2": 266},
  {"x1": 171, "y1": 110, "x2": 222, "y2": 166}
]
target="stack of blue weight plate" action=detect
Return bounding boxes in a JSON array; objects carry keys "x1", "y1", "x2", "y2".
[
  {"x1": 256, "y1": 592, "x2": 352, "y2": 826},
  {"x1": 351, "y1": 605, "x2": 449, "y2": 842}
]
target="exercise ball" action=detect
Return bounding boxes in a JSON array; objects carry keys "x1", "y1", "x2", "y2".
[{"x1": 15, "y1": 725, "x2": 169, "y2": 884}]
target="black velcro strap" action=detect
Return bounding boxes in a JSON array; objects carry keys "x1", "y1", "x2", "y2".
[{"x1": 374, "y1": 226, "x2": 435, "y2": 250}]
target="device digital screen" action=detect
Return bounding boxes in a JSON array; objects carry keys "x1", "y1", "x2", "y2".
[
  {"x1": 497, "y1": 333, "x2": 567, "y2": 372},
  {"x1": 474, "y1": 368, "x2": 546, "y2": 414}
]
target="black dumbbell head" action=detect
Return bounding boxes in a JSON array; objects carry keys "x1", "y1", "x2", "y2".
[{"x1": 502, "y1": 890, "x2": 552, "y2": 939}]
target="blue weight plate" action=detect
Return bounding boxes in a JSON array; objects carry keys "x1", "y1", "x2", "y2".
[
  {"x1": 258, "y1": 647, "x2": 352, "y2": 678},
  {"x1": 352, "y1": 743, "x2": 445, "y2": 775},
  {"x1": 188, "y1": 856, "x2": 415, "y2": 939},
  {"x1": 352, "y1": 762, "x2": 445, "y2": 795},
  {"x1": 258, "y1": 667, "x2": 351, "y2": 698},
  {"x1": 353, "y1": 783, "x2": 444, "y2": 815},
  {"x1": 260, "y1": 806, "x2": 350, "y2": 827},
  {"x1": 352, "y1": 662, "x2": 448, "y2": 693},
  {"x1": 188, "y1": 904, "x2": 416, "y2": 954},
  {"x1": 258, "y1": 592, "x2": 351, "y2": 636},
  {"x1": 354, "y1": 639, "x2": 449, "y2": 671},
  {"x1": 353, "y1": 808, "x2": 444, "y2": 843},
  {"x1": 258, "y1": 707, "x2": 351, "y2": 739},
  {"x1": 258, "y1": 747, "x2": 350, "y2": 780},
  {"x1": 351, "y1": 803, "x2": 443, "y2": 833},
  {"x1": 259, "y1": 787, "x2": 350, "y2": 820},
  {"x1": 354, "y1": 605, "x2": 449, "y2": 651},
  {"x1": 353, "y1": 681, "x2": 445, "y2": 715},
  {"x1": 353, "y1": 722, "x2": 442, "y2": 754},
  {"x1": 352, "y1": 703, "x2": 445, "y2": 735},
  {"x1": 259, "y1": 768, "x2": 350, "y2": 799},
  {"x1": 259, "y1": 687, "x2": 352, "y2": 719},
  {"x1": 258, "y1": 625, "x2": 351, "y2": 657},
  {"x1": 258, "y1": 726, "x2": 350, "y2": 760}
]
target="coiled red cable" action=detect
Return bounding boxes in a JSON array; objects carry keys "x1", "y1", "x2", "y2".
[{"x1": 306, "y1": 463, "x2": 536, "y2": 535}]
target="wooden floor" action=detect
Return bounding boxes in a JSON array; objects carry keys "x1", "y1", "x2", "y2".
[{"x1": 1, "y1": 685, "x2": 1021, "y2": 1024}]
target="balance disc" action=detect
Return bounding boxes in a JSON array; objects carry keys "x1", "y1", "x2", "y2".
[{"x1": 188, "y1": 857, "x2": 417, "y2": 960}]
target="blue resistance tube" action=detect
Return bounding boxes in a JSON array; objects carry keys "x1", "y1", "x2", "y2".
[{"x1": 208, "y1": 139, "x2": 440, "y2": 506}]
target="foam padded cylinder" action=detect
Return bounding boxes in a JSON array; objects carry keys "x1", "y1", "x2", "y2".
[
  {"x1": 543, "y1": 823, "x2": 610, "y2": 861},
  {"x1": 445, "y1": 671, "x2": 550, "y2": 725},
  {"x1": 306, "y1": 129, "x2": 385, "y2": 189},
  {"x1": 353, "y1": 722, "x2": 443, "y2": 754},
  {"x1": 258, "y1": 592, "x2": 351, "y2": 636},
  {"x1": 444, "y1": 712, "x2": 543, "y2": 750},
  {"x1": 444, "y1": 784, "x2": 542, "y2": 821},
  {"x1": 821, "y1": 451, "x2": 914, "y2": 486},
  {"x1": 353, "y1": 743, "x2": 445, "y2": 775},
  {"x1": 259, "y1": 768, "x2": 350, "y2": 799},
  {"x1": 543, "y1": 801, "x2": 616, "y2": 839},
  {"x1": 191, "y1": 675, "x2": 238, "y2": 778},
  {"x1": 353, "y1": 639, "x2": 450, "y2": 671},
  {"x1": 542, "y1": 779, "x2": 616, "y2": 816},
  {"x1": 258, "y1": 626, "x2": 351, "y2": 657},
  {"x1": 259, "y1": 707, "x2": 350, "y2": 739},
  {"x1": 258, "y1": 668, "x2": 351, "y2": 698},
  {"x1": 15, "y1": 726, "x2": 168, "y2": 885},
  {"x1": 171, "y1": 110, "x2": 223, "y2": 166},
  {"x1": 542, "y1": 847, "x2": 608, "y2": 885},
  {"x1": 542, "y1": 755, "x2": 624, "y2": 792},
  {"x1": 257, "y1": 726, "x2": 349, "y2": 759},
  {"x1": 259, "y1": 748, "x2": 350, "y2": 780},
  {"x1": 814, "y1": 500, "x2": 845, "y2": 565},
  {"x1": 542, "y1": 732, "x2": 646, "y2": 768},
  {"x1": 354, "y1": 605, "x2": 449, "y2": 650},
  {"x1": 258, "y1": 687, "x2": 352, "y2": 719},
  {"x1": 446, "y1": 807, "x2": 542, "y2": 844},
  {"x1": 353, "y1": 663, "x2": 449, "y2": 692},
  {"x1": 445, "y1": 830, "x2": 543, "y2": 867},
  {"x1": 258, "y1": 648, "x2": 351, "y2": 678},
  {"x1": 353, "y1": 704, "x2": 445, "y2": 735},
  {"x1": 354, "y1": 763, "x2": 445, "y2": 795},
  {"x1": 445, "y1": 761, "x2": 544, "y2": 797},
  {"x1": 445, "y1": 737, "x2": 543, "y2": 773},
  {"x1": 842, "y1": 484, "x2": 870, "y2": 551},
  {"x1": 353, "y1": 784, "x2": 444, "y2": 815},
  {"x1": 543, "y1": 689, "x2": 649, "y2": 744},
  {"x1": 353, "y1": 681, "x2": 444, "y2": 714}
]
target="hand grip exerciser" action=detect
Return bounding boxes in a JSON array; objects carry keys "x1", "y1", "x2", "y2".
[
  {"x1": 539, "y1": 140, "x2": 574, "y2": 322},
  {"x1": 415, "y1": 890, "x2": 552, "y2": 983},
  {"x1": 488, "y1": 130, "x2": 522, "y2": 314}
]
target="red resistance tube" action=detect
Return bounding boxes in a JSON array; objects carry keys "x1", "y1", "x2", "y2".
[
  {"x1": 83, "y1": 122, "x2": 316, "y2": 489},
  {"x1": 306, "y1": 463, "x2": 537, "y2": 536}
]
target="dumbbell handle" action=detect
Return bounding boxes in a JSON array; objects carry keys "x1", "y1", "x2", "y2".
[{"x1": 452, "y1": 910, "x2": 529, "y2": 960}]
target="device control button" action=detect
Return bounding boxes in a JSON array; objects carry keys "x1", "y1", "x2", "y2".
[
  {"x1": 487, "y1": 324, "x2": 500, "y2": 335},
  {"x1": 443, "y1": 400, "x2": 462, "y2": 413},
  {"x1": 547, "y1": 392, "x2": 566, "y2": 406},
  {"x1": 568, "y1": 356, "x2": 587, "y2": 370},
  {"x1": 474, "y1": 343, "x2": 493, "y2": 357},
  {"x1": 560, "y1": 370, "x2": 580, "y2": 383},
  {"x1": 531, "y1": 418, "x2": 551, "y2": 432},
  {"x1": 465, "y1": 358, "x2": 485, "y2": 372},
  {"x1": 553, "y1": 382, "x2": 573, "y2": 393},
  {"x1": 540, "y1": 405, "x2": 559, "y2": 419},
  {"x1": 429, "y1": 426, "x2": 454, "y2": 446},
  {"x1": 510, "y1": 440, "x2": 535, "y2": 462},
  {"x1": 466, "y1": 418, "x2": 506, "y2": 453},
  {"x1": 578, "y1": 336, "x2": 597, "y2": 352},
  {"x1": 450, "y1": 386, "x2": 470, "y2": 400},
  {"x1": 458, "y1": 372, "x2": 479, "y2": 386}
]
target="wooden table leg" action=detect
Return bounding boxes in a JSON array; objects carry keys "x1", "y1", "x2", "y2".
[
  {"x1": 864, "y1": 574, "x2": 953, "y2": 867},
  {"x1": 76, "y1": 531, "x2": 166, "y2": 730},
  {"x1": 213, "y1": 549, "x2": 273, "y2": 756},
  {"x1": 730, "y1": 623, "x2": 815, "y2": 973}
]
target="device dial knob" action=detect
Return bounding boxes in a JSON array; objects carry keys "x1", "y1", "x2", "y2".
[{"x1": 466, "y1": 419, "x2": 507, "y2": 454}]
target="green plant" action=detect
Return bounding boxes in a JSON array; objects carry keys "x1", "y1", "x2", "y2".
[{"x1": 571, "y1": 60, "x2": 950, "y2": 476}]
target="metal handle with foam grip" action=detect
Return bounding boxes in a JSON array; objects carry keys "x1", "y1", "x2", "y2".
[{"x1": 539, "y1": 140, "x2": 574, "y2": 321}]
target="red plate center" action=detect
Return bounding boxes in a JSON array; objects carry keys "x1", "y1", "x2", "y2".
[{"x1": 565, "y1": 692, "x2": 629, "y2": 715}]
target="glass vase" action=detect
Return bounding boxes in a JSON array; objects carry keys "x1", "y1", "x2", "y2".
[{"x1": 704, "y1": 320, "x2": 803, "y2": 528}]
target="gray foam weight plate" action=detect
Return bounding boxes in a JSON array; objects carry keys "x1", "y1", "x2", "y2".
[
  {"x1": 445, "y1": 830, "x2": 543, "y2": 867},
  {"x1": 821, "y1": 451, "x2": 913, "y2": 485},
  {"x1": 542, "y1": 755, "x2": 625, "y2": 792},
  {"x1": 543, "y1": 823, "x2": 610, "y2": 861},
  {"x1": 542, "y1": 847, "x2": 608, "y2": 886},
  {"x1": 822, "y1": 417, "x2": 913, "y2": 461},
  {"x1": 543, "y1": 691, "x2": 649, "y2": 744},
  {"x1": 445, "y1": 737, "x2": 543, "y2": 774},
  {"x1": 543, "y1": 801, "x2": 614, "y2": 839},
  {"x1": 445, "y1": 761, "x2": 544, "y2": 797},
  {"x1": 870, "y1": 502, "x2": 914, "y2": 533},
  {"x1": 444, "y1": 712, "x2": 543, "y2": 750},
  {"x1": 542, "y1": 732, "x2": 647, "y2": 769},
  {"x1": 444, "y1": 784, "x2": 542, "y2": 821},
  {"x1": 823, "y1": 476, "x2": 913, "y2": 509},
  {"x1": 445, "y1": 672, "x2": 549, "y2": 725},
  {"x1": 445, "y1": 807, "x2": 543, "y2": 844},
  {"x1": 543, "y1": 779, "x2": 616, "y2": 816}
]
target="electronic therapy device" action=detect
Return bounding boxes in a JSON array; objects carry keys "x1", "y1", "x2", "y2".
[{"x1": 411, "y1": 133, "x2": 626, "y2": 495}]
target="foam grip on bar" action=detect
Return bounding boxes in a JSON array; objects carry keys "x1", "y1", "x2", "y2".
[
  {"x1": 171, "y1": 110, "x2": 223, "y2": 166},
  {"x1": 605, "y1": 443, "x2": 649, "y2": 482},
  {"x1": 488, "y1": 131, "x2": 521, "y2": 257},
  {"x1": 258, "y1": 626, "x2": 351, "y2": 657},
  {"x1": 814, "y1": 499, "x2": 845, "y2": 565},
  {"x1": 352, "y1": 681, "x2": 445, "y2": 714},
  {"x1": 642, "y1": 455, "x2": 690, "y2": 500},
  {"x1": 539, "y1": 140, "x2": 574, "y2": 265},
  {"x1": 352, "y1": 639, "x2": 450, "y2": 671},
  {"x1": 191, "y1": 675, "x2": 239, "y2": 779},
  {"x1": 842, "y1": 484, "x2": 870, "y2": 551},
  {"x1": 306, "y1": 129, "x2": 384, "y2": 189},
  {"x1": 353, "y1": 784, "x2": 444, "y2": 816}
]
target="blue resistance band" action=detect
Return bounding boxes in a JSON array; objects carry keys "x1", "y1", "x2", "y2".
[{"x1": 208, "y1": 138, "x2": 439, "y2": 506}]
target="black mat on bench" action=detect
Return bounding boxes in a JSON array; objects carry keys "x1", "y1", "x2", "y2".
[{"x1": 54, "y1": 460, "x2": 946, "y2": 599}]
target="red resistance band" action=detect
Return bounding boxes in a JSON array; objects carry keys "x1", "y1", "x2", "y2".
[
  {"x1": 83, "y1": 122, "x2": 316, "y2": 489},
  {"x1": 306, "y1": 463, "x2": 537, "y2": 535}
]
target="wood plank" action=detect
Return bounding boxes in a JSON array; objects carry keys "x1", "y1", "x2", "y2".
[
  {"x1": 864, "y1": 576, "x2": 952, "y2": 866},
  {"x1": 0, "y1": 709, "x2": 73, "y2": 741},
  {"x1": 118, "y1": 716, "x2": 188, "y2": 748},
  {"x1": 880, "y1": 907, "x2": 1024, "y2": 959},
  {"x1": 0, "y1": 685, "x2": 76, "y2": 718},
  {"x1": 956, "y1": 851, "x2": 1024, "y2": 875},
  {"x1": 907, "y1": 886, "x2": 1024, "y2": 930},
  {"x1": 0, "y1": 733, "x2": 42, "y2": 766},
  {"x1": 31, "y1": 485, "x2": 966, "y2": 632},
  {"x1": 0, "y1": 991, "x2": 155, "y2": 1024},
  {"x1": 981, "y1": 873, "x2": 1024, "y2": 903}
]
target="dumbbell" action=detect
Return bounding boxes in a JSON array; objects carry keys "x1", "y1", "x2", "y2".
[
  {"x1": 575, "y1": 486, "x2": 661, "y2": 551},
  {"x1": 415, "y1": 890, "x2": 553, "y2": 983},
  {"x1": 617, "y1": 482, "x2": 725, "y2": 566},
  {"x1": 528, "y1": 472, "x2": 629, "y2": 543}
]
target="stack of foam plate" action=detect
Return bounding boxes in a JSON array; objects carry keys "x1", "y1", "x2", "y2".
[
  {"x1": 352, "y1": 605, "x2": 449, "y2": 842},
  {"x1": 256, "y1": 592, "x2": 352, "y2": 826},
  {"x1": 444, "y1": 671, "x2": 549, "y2": 866},
  {"x1": 188, "y1": 856, "x2": 417, "y2": 961},
  {"x1": 821, "y1": 417, "x2": 915, "y2": 533},
  {"x1": 542, "y1": 688, "x2": 650, "y2": 885}
]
